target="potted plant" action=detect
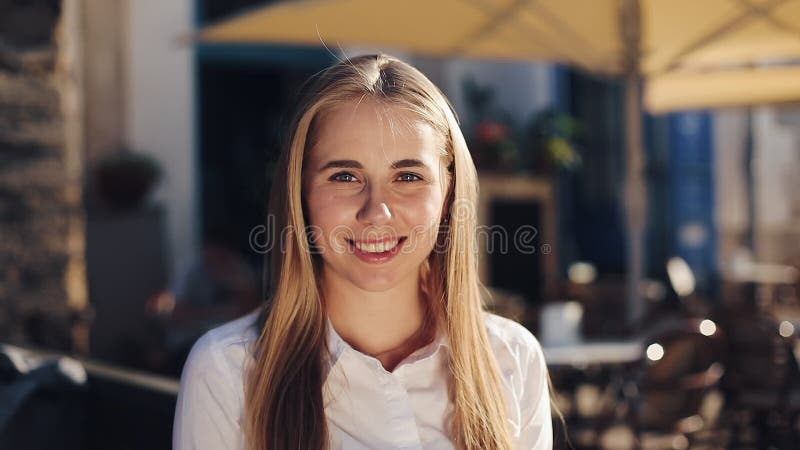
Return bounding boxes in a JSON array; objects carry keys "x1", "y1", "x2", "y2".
[
  {"x1": 523, "y1": 109, "x2": 582, "y2": 174},
  {"x1": 463, "y1": 77, "x2": 582, "y2": 175},
  {"x1": 94, "y1": 150, "x2": 162, "y2": 210},
  {"x1": 463, "y1": 77, "x2": 521, "y2": 172}
]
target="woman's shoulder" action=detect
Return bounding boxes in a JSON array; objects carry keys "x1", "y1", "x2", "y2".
[
  {"x1": 482, "y1": 314, "x2": 553, "y2": 448},
  {"x1": 182, "y1": 310, "x2": 260, "y2": 379},
  {"x1": 174, "y1": 311, "x2": 260, "y2": 449},
  {"x1": 482, "y1": 312, "x2": 546, "y2": 373},
  {"x1": 483, "y1": 312, "x2": 543, "y2": 351}
]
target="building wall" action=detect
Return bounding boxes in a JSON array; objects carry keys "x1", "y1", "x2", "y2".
[
  {"x1": 753, "y1": 106, "x2": 800, "y2": 265},
  {"x1": 340, "y1": 48, "x2": 555, "y2": 127},
  {"x1": 126, "y1": 0, "x2": 197, "y2": 279},
  {"x1": 713, "y1": 108, "x2": 750, "y2": 286},
  {"x1": 714, "y1": 106, "x2": 800, "y2": 277},
  {"x1": 82, "y1": 0, "x2": 128, "y2": 167},
  {"x1": 436, "y1": 59, "x2": 554, "y2": 125},
  {"x1": 0, "y1": 0, "x2": 87, "y2": 351}
]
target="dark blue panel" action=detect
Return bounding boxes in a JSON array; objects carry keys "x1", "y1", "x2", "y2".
[
  {"x1": 668, "y1": 112, "x2": 718, "y2": 293},
  {"x1": 197, "y1": 43, "x2": 335, "y2": 68}
]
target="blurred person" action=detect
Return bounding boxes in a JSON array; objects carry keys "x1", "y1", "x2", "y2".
[
  {"x1": 169, "y1": 225, "x2": 259, "y2": 323},
  {"x1": 173, "y1": 54, "x2": 552, "y2": 450},
  {"x1": 145, "y1": 225, "x2": 259, "y2": 374}
]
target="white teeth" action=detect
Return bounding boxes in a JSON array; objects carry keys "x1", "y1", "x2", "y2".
[{"x1": 353, "y1": 239, "x2": 400, "y2": 253}]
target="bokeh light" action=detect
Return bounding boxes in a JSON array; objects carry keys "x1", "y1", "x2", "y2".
[{"x1": 646, "y1": 343, "x2": 664, "y2": 361}]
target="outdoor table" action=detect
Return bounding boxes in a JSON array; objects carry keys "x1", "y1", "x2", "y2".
[
  {"x1": 543, "y1": 340, "x2": 644, "y2": 367},
  {"x1": 543, "y1": 340, "x2": 644, "y2": 446}
]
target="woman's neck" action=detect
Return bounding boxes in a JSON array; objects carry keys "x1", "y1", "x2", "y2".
[{"x1": 323, "y1": 269, "x2": 431, "y2": 371}]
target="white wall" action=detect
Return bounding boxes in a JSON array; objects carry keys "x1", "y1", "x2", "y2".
[
  {"x1": 713, "y1": 109, "x2": 749, "y2": 234},
  {"x1": 436, "y1": 59, "x2": 554, "y2": 124},
  {"x1": 340, "y1": 48, "x2": 556, "y2": 125},
  {"x1": 753, "y1": 106, "x2": 800, "y2": 263},
  {"x1": 126, "y1": 0, "x2": 197, "y2": 280},
  {"x1": 753, "y1": 107, "x2": 800, "y2": 230},
  {"x1": 714, "y1": 105, "x2": 800, "y2": 267}
]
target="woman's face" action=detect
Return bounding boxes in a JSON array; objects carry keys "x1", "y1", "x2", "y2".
[{"x1": 303, "y1": 99, "x2": 450, "y2": 293}]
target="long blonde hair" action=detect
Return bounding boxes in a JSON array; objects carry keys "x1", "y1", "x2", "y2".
[{"x1": 245, "y1": 54, "x2": 514, "y2": 450}]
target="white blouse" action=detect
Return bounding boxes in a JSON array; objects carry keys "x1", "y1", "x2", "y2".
[{"x1": 173, "y1": 310, "x2": 553, "y2": 449}]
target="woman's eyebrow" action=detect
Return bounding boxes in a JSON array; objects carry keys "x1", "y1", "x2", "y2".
[
  {"x1": 390, "y1": 159, "x2": 427, "y2": 170},
  {"x1": 318, "y1": 160, "x2": 362, "y2": 172},
  {"x1": 318, "y1": 158, "x2": 428, "y2": 172}
]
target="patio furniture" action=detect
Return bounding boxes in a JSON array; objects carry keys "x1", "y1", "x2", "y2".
[
  {"x1": 623, "y1": 318, "x2": 727, "y2": 449},
  {"x1": 0, "y1": 345, "x2": 87, "y2": 450},
  {"x1": 718, "y1": 312, "x2": 800, "y2": 449}
]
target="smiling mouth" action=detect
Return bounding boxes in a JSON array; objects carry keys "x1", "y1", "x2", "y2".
[{"x1": 346, "y1": 237, "x2": 407, "y2": 253}]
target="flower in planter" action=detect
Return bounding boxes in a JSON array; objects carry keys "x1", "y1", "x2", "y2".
[
  {"x1": 524, "y1": 109, "x2": 583, "y2": 173},
  {"x1": 476, "y1": 120, "x2": 510, "y2": 144},
  {"x1": 462, "y1": 77, "x2": 582, "y2": 175},
  {"x1": 472, "y1": 119, "x2": 521, "y2": 172}
]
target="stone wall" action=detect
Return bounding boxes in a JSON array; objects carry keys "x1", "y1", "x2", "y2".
[{"x1": 0, "y1": 0, "x2": 88, "y2": 352}]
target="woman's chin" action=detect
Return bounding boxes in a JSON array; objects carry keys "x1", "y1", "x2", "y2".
[{"x1": 348, "y1": 274, "x2": 406, "y2": 293}]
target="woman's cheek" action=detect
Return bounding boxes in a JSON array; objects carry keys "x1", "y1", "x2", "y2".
[
  {"x1": 310, "y1": 202, "x2": 358, "y2": 250},
  {"x1": 397, "y1": 197, "x2": 443, "y2": 251},
  {"x1": 404, "y1": 189, "x2": 444, "y2": 223}
]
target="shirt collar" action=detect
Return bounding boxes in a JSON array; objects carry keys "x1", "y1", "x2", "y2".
[
  {"x1": 325, "y1": 318, "x2": 348, "y2": 364},
  {"x1": 325, "y1": 317, "x2": 450, "y2": 369}
]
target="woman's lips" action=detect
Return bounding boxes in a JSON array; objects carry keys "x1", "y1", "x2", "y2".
[{"x1": 346, "y1": 237, "x2": 407, "y2": 264}]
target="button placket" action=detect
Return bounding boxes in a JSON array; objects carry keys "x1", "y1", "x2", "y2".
[{"x1": 383, "y1": 370, "x2": 422, "y2": 449}]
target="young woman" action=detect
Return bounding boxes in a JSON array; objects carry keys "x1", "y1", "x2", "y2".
[{"x1": 173, "y1": 54, "x2": 553, "y2": 450}]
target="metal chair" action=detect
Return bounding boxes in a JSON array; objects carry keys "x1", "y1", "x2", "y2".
[
  {"x1": 717, "y1": 312, "x2": 800, "y2": 449},
  {"x1": 622, "y1": 318, "x2": 727, "y2": 449}
]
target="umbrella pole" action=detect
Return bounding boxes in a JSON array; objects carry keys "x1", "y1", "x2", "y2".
[
  {"x1": 621, "y1": 0, "x2": 646, "y2": 329},
  {"x1": 623, "y1": 74, "x2": 647, "y2": 328}
]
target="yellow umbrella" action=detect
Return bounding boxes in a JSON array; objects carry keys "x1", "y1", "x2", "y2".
[
  {"x1": 199, "y1": 0, "x2": 800, "y2": 110},
  {"x1": 646, "y1": 65, "x2": 800, "y2": 113},
  {"x1": 198, "y1": 0, "x2": 800, "y2": 324}
]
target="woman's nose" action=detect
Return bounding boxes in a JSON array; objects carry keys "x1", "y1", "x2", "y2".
[{"x1": 357, "y1": 187, "x2": 392, "y2": 225}]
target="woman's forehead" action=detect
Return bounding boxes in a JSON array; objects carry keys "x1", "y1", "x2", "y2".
[{"x1": 307, "y1": 99, "x2": 445, "y2": 166}]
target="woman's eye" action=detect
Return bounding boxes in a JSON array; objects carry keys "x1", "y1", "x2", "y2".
[
  {"x1": 330, "y1": 172, "x2": 358, "y2": 183},
  {"x1": 397, "y1": 173, "x2": 422, "y2": 182}
]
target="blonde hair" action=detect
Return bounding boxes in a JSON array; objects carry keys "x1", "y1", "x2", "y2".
[{"x1": 245, "y1": 54, "x2": 514, "y2": 450}]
